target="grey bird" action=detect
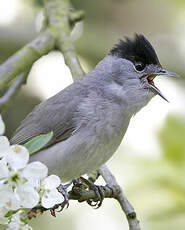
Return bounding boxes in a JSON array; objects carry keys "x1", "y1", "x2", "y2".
[{"x1": 10, "y1": 34, "x2": 178, "y2": 183}]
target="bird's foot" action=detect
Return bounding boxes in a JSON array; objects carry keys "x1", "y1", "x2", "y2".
[
  {"x1": 57, "y1": 181, "x2": 72, "y2": 211},
  {"x1": 78, "y1": 177, "x2": 105, "y2": 208}
]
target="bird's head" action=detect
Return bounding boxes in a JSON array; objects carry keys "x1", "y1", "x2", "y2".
[{"x1": 109, "y1": 34, "x2": 178, "y2": 102}]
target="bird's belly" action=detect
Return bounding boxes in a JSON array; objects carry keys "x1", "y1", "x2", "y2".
[{"x1": 30, "y1": 123, "x2": 128, "y2": 182}]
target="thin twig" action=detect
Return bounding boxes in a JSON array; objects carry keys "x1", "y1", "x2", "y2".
[{"x1": 0, "y1": 72, "x2": 28, "y2": 110}]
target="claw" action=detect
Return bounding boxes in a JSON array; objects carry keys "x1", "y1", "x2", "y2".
[
  {"x1": 57, "y1": 181, "x2": 72, "y2": 210},
  {"x1": 79, "y1": 177, "x2": 105, "y2": 208}
]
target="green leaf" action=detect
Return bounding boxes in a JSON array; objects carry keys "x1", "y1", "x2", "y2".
[
  {"x1": 24, "y1": 131, "x2": 53, "y2": 155},
  {"x1": 5, "y1": 210, "x2": 18, "y2": 218}
]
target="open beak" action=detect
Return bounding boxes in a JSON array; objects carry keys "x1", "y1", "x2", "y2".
[
  {"x1": 147, "y1": 69, "x2": 179, "y2": 102},
  {"x1": 155, "y1": 70, "x2": 179, "y2": 77}
]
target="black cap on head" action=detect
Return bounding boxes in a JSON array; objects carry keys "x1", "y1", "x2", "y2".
[{"x1": 110, "y1": 34, "x2": 161, "y2": 66}]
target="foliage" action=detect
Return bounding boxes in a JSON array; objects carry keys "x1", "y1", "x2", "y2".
[{"x1": 159, "y1": 115, "x2": 185, "y2": 164}]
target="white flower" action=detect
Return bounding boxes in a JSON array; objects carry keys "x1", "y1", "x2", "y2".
[
  {"x1": 0, "y1": 162, "x2": 48, "y2": 209},
  {"x1": 0, "y1": 115, "x2": 5, "y2": 135},
  {"x1": 40, "y1": 175, "x2": 64, "y2": 209},
  {"x1": 0, "y1": 143, "x2": 50, "y2": 210},
  {"x1": 1, "y1": 164, "x2": 26, "y2": 188},
  {"x1": 0, "y1": 117, "x2": 66, "y2": 226},
  {"x1": 6, "y1": 145, "x2": 29, "y2": 170},
  {"x1": 0, "y1": 144, "x2": 30, "y2": 187},
  {"x1": 0, "y1": 147, "x2": 48, "y2": 210}
]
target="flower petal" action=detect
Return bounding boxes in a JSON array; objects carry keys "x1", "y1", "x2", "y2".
[
  {"x1": 6, "y1": 145, "x2": 29, "y2": 170},
  {"x1": 0, "y1": 184, "x2": 12, "y2": 206},
  {"x1": 0, "y1": 115, "x2": 5, "y2": 135},
  {"x1": 6, "y1": 195, "x2": 21, "y2": 211},
  {"x1": 0, "y1": 158, "x2": 9, "y2": 179},
  {"x1": 16, "y1": 184, "x2": 39, "y2": 208},
  {"x1": 42, "y1": 175, "x2": 61, "y2": 190},
  {"x1": 0, "y1": 184, "x2": 20, "y2": 210},
  {"x1": 0, "y1": 136, "x2": 10, "y2": 158},
  {"x1": 0, "y1": 207, "x2": 9, "y2": 224},
  {"x1": 41, "y1": 189, "x2": 64, "y2": 209},
  {"x1": 23, "y1": 161, "x2": 48, "y2": 181}
]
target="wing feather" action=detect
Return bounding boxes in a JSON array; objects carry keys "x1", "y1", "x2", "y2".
[{"x1": 10, "y1": 80, "x2": 87, "y2": 146}]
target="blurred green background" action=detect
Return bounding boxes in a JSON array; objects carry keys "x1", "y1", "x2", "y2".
[{"x1": 1, "y1": 0, "x2": 185, "y2": 229}]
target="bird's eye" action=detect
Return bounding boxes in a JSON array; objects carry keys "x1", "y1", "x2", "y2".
[{"x1": 134, "y1": 63, "x2": 146, "y2": 72}]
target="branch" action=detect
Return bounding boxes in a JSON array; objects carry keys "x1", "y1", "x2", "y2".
[
  {"x1": 0, "y1": 71, "x2": 28, "y2": 110},
  {"x1": 99, "y1": 165, "x2": 141, "y2": 230},
  {"x1": 0, "y1": 28, "x2": 56, "y2": 89},
  {"x1": 28, "y1": 181, "x2": 118, "y2": 218},
  {"x1": 43, "y1": 0, "x2": 85, "y2": 80},
  {"x1": 28, "y1": 176, "x2": 140, "y2": 230}
]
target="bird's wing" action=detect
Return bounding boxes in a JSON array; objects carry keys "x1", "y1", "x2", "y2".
[{"x1": 10, "y1": 80, "x2": 87, "y2": 146}]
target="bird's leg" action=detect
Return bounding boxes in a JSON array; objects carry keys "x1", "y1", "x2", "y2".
[
  {"x1": 57, "y1": 176, "x2": 105, "y2": 210},
  {"x1": 57, "y1": 181, "x2": 72, "y2": 211},
  {"x1": 79, "y1": 177, "x2": 105, "y2": 208},
  {"x1": 88, "y1": 170, "x2": 100, "y2": 183}
]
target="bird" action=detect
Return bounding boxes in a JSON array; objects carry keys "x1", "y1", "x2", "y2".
[{"x1": 10, "y1": 34, "x2": 178, "y2": 183}]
